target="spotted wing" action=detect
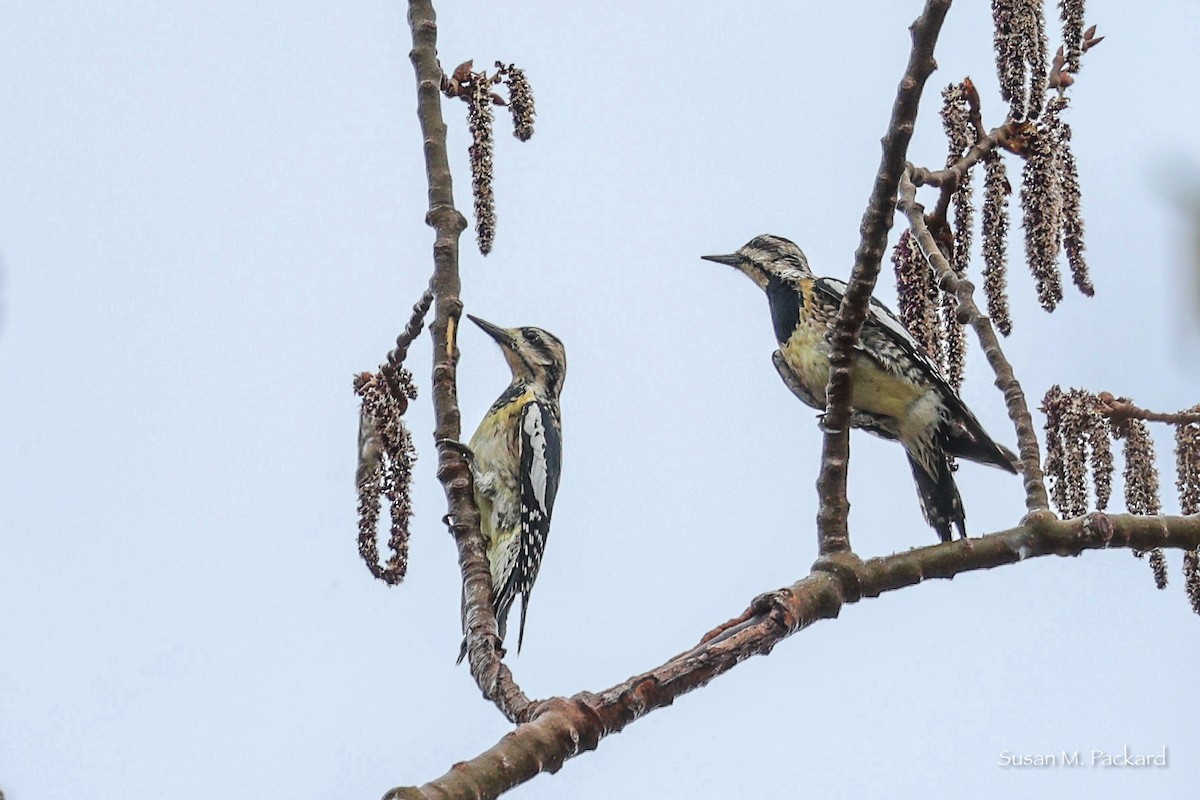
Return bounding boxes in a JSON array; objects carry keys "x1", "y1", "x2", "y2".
[
  {"x1": 811, "y1": 277, "x2": 943, "y2": 382},
  {"x1": 504, "y1": 400, "x2": 562, "y2": 652},
  {"x1": 811, "y1": 277, "x2": 1017, "y2": 472}
]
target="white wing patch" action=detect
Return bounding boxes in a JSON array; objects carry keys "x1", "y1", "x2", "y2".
[
  {"x1": 816, "y1": 277, "x2": 944, "y2": 380},
  {"x1": 522, "y1": 407, "x2": 550, "y2": 514}
]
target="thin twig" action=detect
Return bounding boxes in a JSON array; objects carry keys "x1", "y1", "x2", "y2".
[
  {"x1": 898, "y1": 167, "x2": 1050, "y2": 513},
  {"x1": 407, "y1": 0, "x2": 533, "y2": 723},
  {"x1": 386, "y1": 512, "x2": 1200, "y2": 800},
  {"x1": 910, "y1": 121, "x2": 1014, "y2": 194},
  {"x1": 816, "y1": 0, "x2": 953, "y2": 556},
  {"x1": 1096, "y1": 393, "x2": 1200, "y2": 426}
]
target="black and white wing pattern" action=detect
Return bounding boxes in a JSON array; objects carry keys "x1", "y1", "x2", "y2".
[
  {"x1": 810, "y1": 277, "x2": 946, "y2": 383},
  {"x1": 509, "y1": 399, "x2": 562, "y2": 651},
  {"x1": 810, "y1": 277, "x2": 1018, "y2": 472}
]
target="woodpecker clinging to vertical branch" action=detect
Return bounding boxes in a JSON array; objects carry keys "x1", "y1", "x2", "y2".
[
  {"x1": 458, "y1": 315, "x2": 565, "y2": 661},
  {"x1": 701, "y1": 234, "x2": 1018, "y2": 542}
]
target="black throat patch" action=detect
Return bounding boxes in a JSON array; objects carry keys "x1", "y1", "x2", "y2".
[{"x1": 765, "y1": 274, "x2": 802, "y2": 344}]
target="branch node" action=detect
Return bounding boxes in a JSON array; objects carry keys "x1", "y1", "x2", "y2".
[
  {"x1": 810, "y1": 551, "x2": 864, "y2": 603},
  {"x1": 1082, "y1": 511, "x2": 1115, "y2": 545}
]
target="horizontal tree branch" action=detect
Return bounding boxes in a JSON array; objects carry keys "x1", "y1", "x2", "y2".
[
  {"x1": 1095, "y1": 393, "x2": 1200, "y2": 426},
  {"x1": 386, "y1": 512, "x2": 1199, "y2": 800}
]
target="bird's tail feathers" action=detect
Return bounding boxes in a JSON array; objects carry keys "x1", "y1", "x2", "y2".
[
  {"x1": 943, "y1": 416, "x2": 1020, "y2": 474},
  {"x1": 517, "y1": 595, "x2": 529, "y2": 654},
  {"x1": 907, "y1": 451, "x2": 966, "y2": 542}
]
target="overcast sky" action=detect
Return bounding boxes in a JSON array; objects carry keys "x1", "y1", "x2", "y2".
[{"x1": 3, "y1": 1, "x2": 1198, "y2": 798}]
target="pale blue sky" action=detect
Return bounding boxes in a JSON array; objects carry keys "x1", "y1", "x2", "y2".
[{"x1": 2, "y1": 2, "x2": 1198, "y2": 798}]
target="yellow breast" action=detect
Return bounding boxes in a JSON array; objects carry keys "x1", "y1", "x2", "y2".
[{"x1": 780, "y1": 328, "x2": 924, "y2": 420}]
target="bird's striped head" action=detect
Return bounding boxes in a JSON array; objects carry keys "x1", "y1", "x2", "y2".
[
  {"x1": 701, "y1": 234, "x2": 813, "y2": 289},
  {"x1": 467, "y1": 315, "x2": 566, "y2": 398}
]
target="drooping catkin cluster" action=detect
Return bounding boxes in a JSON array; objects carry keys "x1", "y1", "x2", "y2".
[
  {"x1": 1041, "y1": 388, "x2": 1200, "y2": 597},
  {"x1": 1176, "y1": 408, "x2": 1200, "y2": 516},
  {"x1": 1020, "y1": 97, "x2": 1091, "y2": 311},
  {"x1": 1175, "y1": 408, "x2": 1200, "y2": 612},
  {"x1": 1110, "y1": 414, "x2": 1161, "y2": 518},
  {"x1": 1042, "y1": 385, "x2": 1112, "y2": 518},
  {"x1": 940, "y1": 82, "x2": 977, "y2": 390},
  {"x1": 991, "y1": 0, "x2": 1048, "y2": 121},
  {"x1": 467, "y1": 74, "x2": 497, "y2": 255},
  {"x1": 441, "y1": 60, "x2": 537, "y2": 255},
  {"x1": 1057, "y1": 0, "x2": 1086, "y2": 73},
  {"x1": 893, "y1": 229, "x2": 939, "y2": 360},
  {"x1": 1056, "y1": 116, "x2": 1092, "y2": 297},
  {"x1": 942, "y1": 83, "x2": 976, "y2": 282},
  {"x1": 1110, "y1": 413, "x2": 1167, "y2": 587},
  {"x1": 892, "y1": 227, "x2": 968, "y2": 393},
  {"x1": 353, "y1": 290, "x2": 434, "y2": 586},
  {"x1": 496, "y1": 62, "x2": 536, "y2": 141},
  {"x1": 981, "y1": 152, "x2": 1013, "y2": 335}
]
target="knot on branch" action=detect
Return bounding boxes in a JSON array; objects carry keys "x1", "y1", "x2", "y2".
[
  {"x1": 535, "y1": 696, "x2": 604, "y2": 762},
  {"x1": 811, "y1": 551, "x2": 865, "y2": 603},
  {"x1": 426, "y1": 204, "x2": 467, "y2": 233},
  {"x1": 1081, "y1": 511, "x2": 1115, "y2": 545}
]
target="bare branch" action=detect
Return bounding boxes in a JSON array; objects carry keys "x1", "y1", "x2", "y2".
[
  {"x1": 1096, "y1": 394, "x2": 1200, "y2": 426},
  {"x1": 898, "y1": 168, "x2": 1050, "y2": 513},
  {"x1": 816, "y1": 0, "x2": 952, "y2": 555},
  {"x1": 387, "y1": 514, "x2": 1200, "y2": 799},
  {"x1": 407, "y1": 0, "x2": 532, "y2": 723}
]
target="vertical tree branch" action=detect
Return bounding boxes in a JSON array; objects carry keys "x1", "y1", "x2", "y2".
[
  {"x1": 817, "y1": 0, "x2": 953, "y2": 556},
  {"x1": 898, "y1": 167, "x2": 1050, "y2": 513},
  {"x1": 407, "y1": 0, "x2": 533, "y2": 723}
]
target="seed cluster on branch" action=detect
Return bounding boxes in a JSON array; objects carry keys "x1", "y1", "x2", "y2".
[
  {"x1": 1018, "y1": 97, "x2": 1092, "y2": 311},
  {"x1": 1042, "y1": 387, "x2": 1200, "y2": 602},
  {"x1": 441, "y1": 60, "x2": 537, "y2": 255},
  {"x1": 352, "y1": 290, "x2": 434, "y2": 586}
]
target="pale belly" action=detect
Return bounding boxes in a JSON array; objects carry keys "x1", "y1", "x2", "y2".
[
  {"x1": 781, "y1": 328, "x2": 925, "y2": 421},
  {"x1": 467, "y1": 398, "x2": 527, "y2": 587}
]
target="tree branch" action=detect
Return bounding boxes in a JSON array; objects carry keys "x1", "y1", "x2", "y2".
[
  {"x1": 386, "y1": 513, "x2": 1200, "y2": 800},
  {"x1": 1095, "y1": 393, "x2": 1200, "y2": 426},
  {"x1": 897, "y1": 167, "x2": 1050, "y2": 513},
  {"x1": 407, "y1": 0, "x2": 533, "y2": 723},
  {"x1": 910, "y1": 122, "x2": 1014, "y2": 194},
  {"x1": 817, "y1": 0, "x2": 952, "y2": 555}
]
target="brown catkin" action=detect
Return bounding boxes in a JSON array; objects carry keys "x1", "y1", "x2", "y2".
[
  {"x1": 982, "y1": 152, "x2": 1013, "y2": 335},
  {"x1": 1021, "y1": 103, "x2": 1065, "y2": 311},
  {"x1": 467, "y1": 75, "x2": 497, "y2": 255}
]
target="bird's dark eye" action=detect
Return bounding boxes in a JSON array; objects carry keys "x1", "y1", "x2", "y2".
[{"x1": 523, "y1": 329, "x2": 542, "y2": 345}]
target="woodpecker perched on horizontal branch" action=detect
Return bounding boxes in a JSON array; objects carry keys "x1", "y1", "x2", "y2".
[
  {"x1": 459, "y1": 315, "x2": 565, "y2": 661},
  {"x1": 702, "y1": 234, "x2": 1017, "y2": 541}
]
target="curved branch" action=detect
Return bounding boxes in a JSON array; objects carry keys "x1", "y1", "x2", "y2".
[
  {"x1": 910, "y1": 121, "x2": 1014, "y2": 193},
  {"x1": 817, "y1": 0, "x2": 952, "y2": 555},
  {"x1": 408, "y1": 0, "x2": 533, "y2": 723},
  {"x1": 386, "y1": 513, "x2": 1200, "y2": 800},
  {"x1": 897, "y1": 167, "x2": 1050, "y2": 513}
]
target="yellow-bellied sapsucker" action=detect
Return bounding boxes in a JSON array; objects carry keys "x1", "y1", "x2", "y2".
[
  {"x1": 459, "y1": 315, "x2": 565, "y2": 660},
  {"x1": 702, "y1": 234, "x2": 1017, "y2": 541}
]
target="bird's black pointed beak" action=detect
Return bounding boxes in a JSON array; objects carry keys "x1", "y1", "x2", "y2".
[
  {"x1": 701, "y1": 253, "x2": 741, "y2": 267},
  {"x1": 466, "y1": 314, "x2": 514, "y2": 346}
]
